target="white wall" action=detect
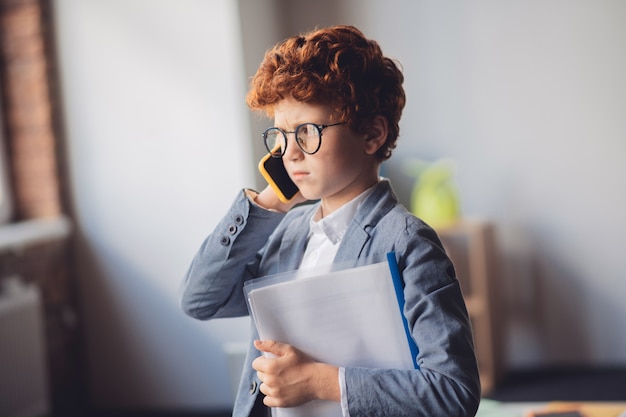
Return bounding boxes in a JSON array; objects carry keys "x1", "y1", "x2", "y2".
[{"x1": 54, "y1": 0, "x2": 253, "y2": 410}]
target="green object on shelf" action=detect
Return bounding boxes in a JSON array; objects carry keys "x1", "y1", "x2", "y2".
[{"x1": 404, "y1": 158, "x2": 461, "y2": 229}]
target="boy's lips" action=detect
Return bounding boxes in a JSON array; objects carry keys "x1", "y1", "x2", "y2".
[{"x1": 290, "y1": 170, "x2": 309, "y2": 180}]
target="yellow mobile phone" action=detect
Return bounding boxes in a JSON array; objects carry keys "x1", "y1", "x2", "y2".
[{"x1": 258, "y1": 152, "x2": 299, "y2": 203}]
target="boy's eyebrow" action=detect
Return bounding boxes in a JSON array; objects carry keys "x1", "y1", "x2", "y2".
[
  {"x1": 273, "y1": 120, "x2": 333, "y2": 130},
  {"x1": 271, "y1": 122, "x2": 302, "y2": 131}
]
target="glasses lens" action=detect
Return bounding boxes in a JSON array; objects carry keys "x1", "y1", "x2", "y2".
[
  {"x1": 296, "y1": 123, "x2": 321, "y2": 154},
  {"x1": 264, "y1": 128, "x2": 285, "y2": 156}
]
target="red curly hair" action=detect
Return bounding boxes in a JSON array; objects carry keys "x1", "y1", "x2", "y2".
[{"x1": 246, "y1": 25, "x2": 405, "y2": 161}]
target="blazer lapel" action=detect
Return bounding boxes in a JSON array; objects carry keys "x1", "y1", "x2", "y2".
[
  {"x1": 334, "y1": 179, "x2": 399, "y2": 266},
  {"x1": 334, "y1": 226, "x2": 370, "y2": 264}
]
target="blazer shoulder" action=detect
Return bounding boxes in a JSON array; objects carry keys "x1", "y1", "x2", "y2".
[{"x1": 381, "y1": 205, "x2": 445, "y2": 248}]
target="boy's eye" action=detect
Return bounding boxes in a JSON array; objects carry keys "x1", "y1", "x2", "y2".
[{"x1": 297, "y1": 123, "x2": 318, "y2": 139}]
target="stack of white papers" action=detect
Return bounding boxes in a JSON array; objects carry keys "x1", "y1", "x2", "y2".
[{"x1": 245, "y1": 254, "x2": 418, "y2": 417}]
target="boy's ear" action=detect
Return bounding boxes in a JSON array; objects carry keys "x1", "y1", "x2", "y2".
[{"x1": 364, "y1": 115, "x2": 388, "y2": 155}]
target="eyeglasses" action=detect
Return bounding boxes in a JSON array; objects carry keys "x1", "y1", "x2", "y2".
[{"x1": 262, "y1": 122, "x2": 346, "y2": 158}]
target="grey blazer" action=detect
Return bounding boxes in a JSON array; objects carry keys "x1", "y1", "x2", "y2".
[{"x1": 181, "y1": 180, "x2": 480, "y2": 417}]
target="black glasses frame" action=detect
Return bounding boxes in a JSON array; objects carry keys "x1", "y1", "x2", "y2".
[{"x1": 262, "y1": 122, "x2": 346, "y2": 158}]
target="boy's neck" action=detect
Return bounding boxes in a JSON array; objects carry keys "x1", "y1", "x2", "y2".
[{"x1": 318, "y1": 175, "x2": 380, "y2": 219}]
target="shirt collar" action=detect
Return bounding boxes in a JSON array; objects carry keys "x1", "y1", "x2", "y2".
[{"x1": 308, "y1": 185, "x2": 377, "y2": 245}]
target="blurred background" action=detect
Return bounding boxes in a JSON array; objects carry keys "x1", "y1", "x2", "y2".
[{"x1": 0, "y1": 0, "x2": 624, "y2": 416}]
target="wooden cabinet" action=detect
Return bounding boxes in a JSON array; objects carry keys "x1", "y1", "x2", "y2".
[{"x1": 437, "y1": 220, "x2": 502, "y2": 394}]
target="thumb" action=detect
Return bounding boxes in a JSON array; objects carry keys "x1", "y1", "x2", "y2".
[{"x1": 254, "y1": 339, "x2": 288, "y2": 356}]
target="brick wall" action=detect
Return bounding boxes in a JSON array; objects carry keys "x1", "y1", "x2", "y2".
[
  {"x1": 0, "y1": 0, "x2": 61, "y2": 221},
  {"x1": 0, "y1": 0, "x2": 85, "y2": 414}
]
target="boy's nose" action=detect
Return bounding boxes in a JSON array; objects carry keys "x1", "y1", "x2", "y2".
[{"x1": 283, "y1": 134, "x2": 304, "y2": 160}]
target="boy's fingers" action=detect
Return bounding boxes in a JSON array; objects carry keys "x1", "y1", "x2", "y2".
[{"x1": 254, "y1": 339, "x2": 288, "y2": 356}]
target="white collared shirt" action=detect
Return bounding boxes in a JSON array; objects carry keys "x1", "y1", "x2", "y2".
[
  {"x1": 298, "y1": 184, "x2": 376, "y2": 417},
  {"x1": 300, "y1": 186, "x2": 374, "y2": 270}
]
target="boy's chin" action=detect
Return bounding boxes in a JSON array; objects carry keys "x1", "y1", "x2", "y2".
[{"x1": 298, "y1": 188, "x2": 320, "y2": 201}]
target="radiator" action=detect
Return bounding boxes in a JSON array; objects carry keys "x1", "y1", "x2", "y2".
[{"x1": 0, "y1": 278, "x2": 50, "y2": 417}]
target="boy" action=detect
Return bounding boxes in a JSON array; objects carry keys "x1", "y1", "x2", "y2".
[{"x1": 181, "y1": 25, "x2": 480, "y2": 417}]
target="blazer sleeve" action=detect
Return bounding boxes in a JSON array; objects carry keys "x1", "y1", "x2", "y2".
[
  {"x1": 180, "y1": 190, "x2": 285, "y2": 320},
  {"x1": 344, "y1": 221, "x2": 481, "y2": 417}
]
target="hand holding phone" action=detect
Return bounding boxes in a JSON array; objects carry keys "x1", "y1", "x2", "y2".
[{"x1": 258, "y1": 152, "x2": 300, "y2": 204}]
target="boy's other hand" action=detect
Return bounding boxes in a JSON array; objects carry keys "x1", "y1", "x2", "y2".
[{"x1": 252, "y1": 339, "x2": 340, "y2": 407}]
